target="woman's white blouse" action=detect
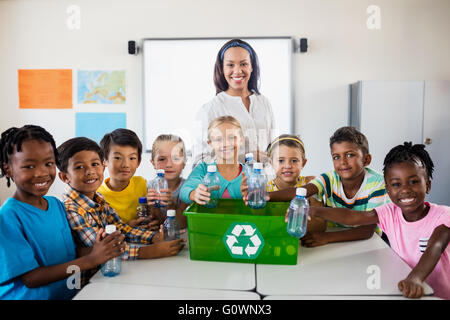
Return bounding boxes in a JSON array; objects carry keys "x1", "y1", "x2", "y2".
[{"x1": 193, "y1": 91, "x2": 276, "y2": 164}]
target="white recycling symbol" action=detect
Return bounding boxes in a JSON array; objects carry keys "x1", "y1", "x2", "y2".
[{"x1": 225, "y1": 224, "x2": 263, "y2": 258}]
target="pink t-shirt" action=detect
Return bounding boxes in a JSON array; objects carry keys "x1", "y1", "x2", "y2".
[
  {"x1": 221, "y1": 165, "x2": 242, "y2": 199},
  {"x1": 375, "y1": 202, "x2": 450, "y2": 300},
  {"x1": 222, "y1": 188, "x2": 231, "y2": 199}
]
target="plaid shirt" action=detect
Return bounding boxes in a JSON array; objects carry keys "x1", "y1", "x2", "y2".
[{"x1": 62, "y1": 186, "x2": 155, "y2": 284}]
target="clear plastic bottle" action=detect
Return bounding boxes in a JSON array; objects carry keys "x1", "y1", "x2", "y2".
[
  {"x1": 101, "y1": 224, "x2": 122, "y2": 277},
  {"x1": 163, "y1": 209, "x2": 180, "y2": 241},
  {"x1": 286, "y1": 187, "x2": 309, "y2": 238},
  {"x1": 136, "y1": 197, "x2": 150, "y2": 224},
  {"x1": 153, "y1": 169, "x2": 168, "y2": 208},
  {"x1": 248, "y1": 162, "x2": 267, "y2": 209},
  {"x1": 202, "y1": 165, "x2": 221, "y2": 208},
  {"x1": 244, "y1": 153, "x2": 256, "y2": 179}
]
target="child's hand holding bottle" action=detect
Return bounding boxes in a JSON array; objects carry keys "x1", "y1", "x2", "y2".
[
  {"x1": 128, "y1": 217, "x2": 161, "y2": 231},
  {"x1": 189, "y1": 184, "x2": 211, "y2": 205},
  {"x1": 285, "y1": 205, "x2": 318, "y2": 223},
  {"x1": 86, "y1": 228, "x2": 125, "y2": 268},
  {"x1": 141, "y1": 224, "x2": 185, "y2": 258},
  {"x1": 147, "y1": 188, "x2": 173, "y2": 207},
  {"x1": 241, "y1": 172, "x2": 270, "y2": 206},
  {"x1": 152, "y1": 239, "x2": 186, "y2": 257},
  {"x1": 240, "y1": 173, "x2": 249, "y2": 204}
]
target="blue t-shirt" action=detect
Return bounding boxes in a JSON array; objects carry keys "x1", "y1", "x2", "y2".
[{"x1": 0, "y1": 196, "x2": 77, "y2": 300}]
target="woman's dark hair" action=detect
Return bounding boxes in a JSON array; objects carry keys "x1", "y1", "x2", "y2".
[
  {"x1": 57, "y1": 137, "x2": 103, "y2": 173},
  {"x1": 0, "y1": 125, "x2": 58, "y2": 187},
  {"x1": 329, "y1": 126, "x2": 369, "y2": 155},
  {"x1": 100, "y1": 128, "x2": 143, "y2": 162},
  {"x1": 213, "y1": 39, "x2": 260, "y2": 95},
  {"x1": 383, "y1": 142, "x2": 434, "y2": 179}
]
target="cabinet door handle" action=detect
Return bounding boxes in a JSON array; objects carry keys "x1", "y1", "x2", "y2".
[{"x1": 424, "y1": 138, "x2": 432, "y2": 145}]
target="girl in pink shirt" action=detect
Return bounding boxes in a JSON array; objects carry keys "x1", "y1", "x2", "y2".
[{"x1": 306, "y1": 142, "x2": 450, "y2": 299}]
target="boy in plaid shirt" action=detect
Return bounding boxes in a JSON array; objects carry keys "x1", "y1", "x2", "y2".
[{"x1": 57, "y1": 137, "x2": 184, "y2": 284}]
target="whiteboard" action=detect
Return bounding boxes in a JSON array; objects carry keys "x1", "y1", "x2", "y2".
[{"x1": 142, "y1": 37, "x2": 294, "y2": 154}]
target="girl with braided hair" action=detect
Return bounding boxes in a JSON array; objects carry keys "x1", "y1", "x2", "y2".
[
  {"x1": 0, "y1": 125, "x2": 124, "y2": 299},
  {"x1": 306, "y1": 142, "x2": 450, "y2": 299}
]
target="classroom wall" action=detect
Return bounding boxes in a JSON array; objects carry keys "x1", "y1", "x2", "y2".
[{"x1": 1, "y1": 0, "x2": 449, "y2": 204}]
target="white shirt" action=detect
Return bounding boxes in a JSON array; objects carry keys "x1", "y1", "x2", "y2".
[{"x1": 193, "y1": 92, "x2": 276, "y2": 164}]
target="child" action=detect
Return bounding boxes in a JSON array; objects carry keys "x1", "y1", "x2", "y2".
[
  {"x1": 267, "y1": 134, "x2": 316, "y2": 191},
  {"x1": 149, "y1": 134, "x2": 187, "y2": 229},
  {"x1": 57, "y1": 137, "x2": 184, "y2": 285},
  {"x1": 0, "y1": 125, "x2": 123, "y2": 299},
  {"x1": 266, "y1": 134, "x2": 326, "y2": 233},
  {"x1": 243, "y1": 126, "x2": 389, "y2": 247},
  {"x1": 180, "y1": 116, "x2": 244, "y2": 205},
  {"x1": 305, "y1": 142, "x2": 450, "y2": 299},
  {"x1": 97, "y1": 128, "x2": 151, "y2": 226}
]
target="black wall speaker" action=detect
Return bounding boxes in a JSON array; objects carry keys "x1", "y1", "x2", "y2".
[
  {"x1": 128, "y1": 40, "x2": 138, "y2": 55},
  {"x1": 299, "y1": 38, "x2": 308, "y2": 53}
]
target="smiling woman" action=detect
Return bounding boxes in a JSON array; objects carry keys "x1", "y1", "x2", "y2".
[{"x1": 194, "y1": 39, "x2": 276, "y2": 166}]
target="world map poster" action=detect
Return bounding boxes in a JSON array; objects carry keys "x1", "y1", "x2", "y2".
[{"x1": 77, "y1": 70, "x2": 126, "y2": 104}]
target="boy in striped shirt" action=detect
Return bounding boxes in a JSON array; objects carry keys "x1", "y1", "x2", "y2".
[{"x1": 243, "y1": 127, "x2": 390, "y2": 247}]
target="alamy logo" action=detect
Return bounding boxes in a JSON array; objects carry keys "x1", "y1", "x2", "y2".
[
  {"x1": 66, "y1": 265, "x2": 81, "y2": 290},
  {"x1": 419, "y1": 237, "x2": 429, "y2": 253},
  {"x1": 366, "y1": 5, "x2": 381, "y2": 30},
  {"x1": 366, "y1": 265, "x2": 381, "y2": 290},
  {"x1": 66, "y1": 5, "x2": 81, "y2": 30}
]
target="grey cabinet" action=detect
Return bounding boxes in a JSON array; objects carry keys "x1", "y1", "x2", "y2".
[{"x1": 350, "y1": 81, "x2": 450, "y2": 205}]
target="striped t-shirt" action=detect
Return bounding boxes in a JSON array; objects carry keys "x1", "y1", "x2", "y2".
[{"x1": 310, "y1": 167, "x2": 389, "y2": 232}]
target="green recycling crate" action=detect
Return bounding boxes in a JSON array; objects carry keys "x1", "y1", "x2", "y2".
[{"x1": 184, "y1": 199, "x2": 298, "y2": 265}]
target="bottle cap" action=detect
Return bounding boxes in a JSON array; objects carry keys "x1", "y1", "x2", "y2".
[
  {"x1": 138, "y1": 197, "x2": 147, "y2": 204},
  {"x1": 156, "y1": 169, "x2": 165, "y2": 175},
  {"x1": 105, "y1": 224, "x2": 117, "y2": 234},
  {"x1": 296, "y1": 187, "x2": 307, "y2": 197},
  {"x1": 207, "y1": 165, "x2": 217, "y2": 173},
  {"x1": 253, "y1": 162, "x2": 263, "y2": 170},
  {"x1": 167, "y1": 209, "x2": 176, "y2": 217},
  {"x1": 245, "y1": 153, "x2": 254, "y2": 160}
]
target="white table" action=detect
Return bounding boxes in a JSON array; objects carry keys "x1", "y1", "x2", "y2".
[
  {"x1": 74, "y1": 282, "x2": 260, "y2": 300},
  {"x1": 264, "y1": 295, "x2": 441, "y2": 300},
  {"x1": 256, "y1": 233, "x2": 434, "y2": 296},
  {"x1": 89, "y1": 244, "x2": 256, "y2": 291}
]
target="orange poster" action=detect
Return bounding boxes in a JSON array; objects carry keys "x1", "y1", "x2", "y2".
[{"x1": 18, "y1": 69, "x2": 72, "y2": 109}]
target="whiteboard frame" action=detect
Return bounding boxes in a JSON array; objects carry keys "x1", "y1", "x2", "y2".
[{"x1": 142, "y1": 36, "x2": 295, "y2": 154}]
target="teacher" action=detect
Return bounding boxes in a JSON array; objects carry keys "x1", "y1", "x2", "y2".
[{"x1": 193, "y1": 38, "x2": 276, "y2": 165}]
